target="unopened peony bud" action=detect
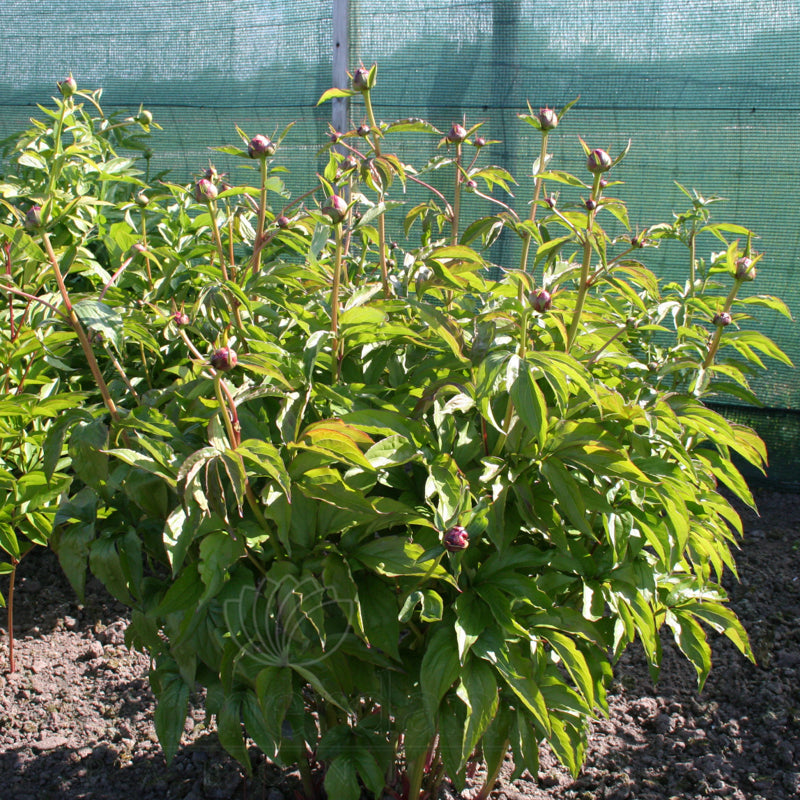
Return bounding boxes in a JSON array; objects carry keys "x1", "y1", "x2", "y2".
[
  {"x1": 24, "y1": 206, "x2": 42, "y2": 232},
  {"x1": 465, "y1": 179, "x2": 477, "y2": 191},
  {"x1": 713, "y1": 311, "x2": 732, "y2": 327},
  {"x1": 585, "y1": 198, "x2": 598, "y2": 211},
  {"x1": 447, "y1": 123, "x2": 468, "y2": 144},
  {"x1": 735, "y1": 256, "x2": 756, "y2": 281},
  {"x1": 529, "y1": 288, "x2": 552, "y2": 313},
  {"x1": 536, "y1": 107, "x2": 559, "y2": 131},
  {"x1": 586, "y1": 148, "x2": 613, "y2": 174},
  {"x1": 323, "y1": 195, "x2": 348, "y2": 224},
  {"x1": 276, "y1": 215, "x2": 290, "y2": 229},
  {"x1": 135, "y1": 191, "x2": 149, "y2": 208},
  {"x1": 173, "y1": 311, "x2": 190, "y2": 327},
  {"x1": 352, "y1": 67, "x2": 370, "y2": 91},
  {"x1": 545, "y1": 194, "x2": 557, "y2": 209},
  {"x1": 136, "y1": 109, "x2": 153, "y2": 126},
  {"x1": 357, "y1": 124, "x2": 371, "y2": 137},
  {"x1": 194, "y1": 178, "x2": 218, "y2": 202},
  {"x1": 58, "y1": 75, "x2": 77, "y2": 98},
  {"x1": 210, "y1": 347, "x2": 237, "y2": 371},
  {"x1": 248, "y1": 135, "x2": 276, "y2": 158},
  {"x1": 443, "y1": 526, "x2": 469, "y2": 552},
  {"x1": 474, "y1": 136, "x2": 486, "y2": 148}
]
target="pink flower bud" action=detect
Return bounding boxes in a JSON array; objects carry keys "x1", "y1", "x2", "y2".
[
  {"x1": 248, "y1": 135, "x2": 276, "y2": 158},
  {"x1": 276, "y1": 215, "x2": 290, "y2": 229},
  {"x1": 713, "y1": 311, "x2": 732, "y2": 327},
  {"x1": 474, "y1": 136, "x2": 486, "y2": 148},
  {"x1": 24, "y1": 206, "x2": 42, "y2": 232},
  {"x1": 194, "y1": 178, "x2": 218, "y2": 203},
  {"x1": 447, "y1": 123, "x2": 468, "y2": 144},
  {"x1": 357, "y1": 124, "x2": 371, "y2": 137},
  {"x1": 735, "y1": 256, "x2": 756, "y2": 281},
  {"x1": 536, "y1": 107, "x2": 558, "y2": 131},
  {"x1": 443, "y1": 526, "x2": 469, "y2": 552},
  {"x1": 58, "y1": 75, "x2": 77, "y2": 98},
  {"x1": 352, "y1": 67, "x2": 370, "y2": 91},
  {"x1": 173, "y1": 312, "x2": 190, "y2": 327},
  {"x1": 323, "y1": 195, "x2": 348, "y2": 224},
  {"x1": 586, "y1": 148, "x2": 613, "y2": 174},
  {"x1": 529, "y1": 288, "x2": 552, "y2": 313},
  {"x1": 210, "y1": 347, "x2": 237, "y2": 371}
]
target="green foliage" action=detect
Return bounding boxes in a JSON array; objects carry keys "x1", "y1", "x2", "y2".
[{"x1": 0, "y1": 67, "x2": 791, "y2": 798}]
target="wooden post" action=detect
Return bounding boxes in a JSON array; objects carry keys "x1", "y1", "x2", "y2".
[{"x1": 332, "y1": 0, "x2": 349, "y2": 137}]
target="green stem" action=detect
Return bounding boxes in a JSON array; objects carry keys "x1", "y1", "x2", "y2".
[
  {"x1": 362, "y1": 90, "x2": 391, "y2": 297},
  {"x1": 586, "y1": 324, "x2": 627, "y2": 366},
  {"x1": 474, "y1": 738, "x2": 510, "y2": 800},
  {"x1": 46, "y1": 99, "x2": 69, "y2": 199},
  {"x1": 331, "y1": 223, "x2": 344, "y2": 382},
  {"x1": 701, "y1": 280, "x2": 741, "y2": 371},
  {"x1": 519, "y1": 131, "x2": 549, "y2": 273},
  {"x1": 206, "y1": 200, "x2": 230, "y2": 283},
  {"x1": 7, "y1": 558, "x2": 17, "y2": 673},
  {"x1": 406, "y1": 735, "x2": 436, "y2": 800},
  {"x1": 251, "y1": 156, "x2": 269, "y2": 277},
  {"x1": 41, "y1": 232, "x2": 119, "y2": 422},
  {"x1": 451, "y1": 143, "x2": 463, "y2": 246},
  {"x1": 140, "y1": 209, "x2": 153, "y2": 289},
  {"x1": 566, "y1": 174, "x2": 603, "y2": 352}
]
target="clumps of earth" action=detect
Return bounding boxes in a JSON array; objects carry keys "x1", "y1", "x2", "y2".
[{"x1": 1, "y1": 488, "x2": 799, "y2": 799}]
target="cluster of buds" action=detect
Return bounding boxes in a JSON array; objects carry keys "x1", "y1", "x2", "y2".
[
  {"x1": 210, "y1": 347, "x2": 237, "y2": 371},
  {"x1": 443, "y1": 526, "x2": 469, "y2": 552},
  {"x1": 248, "y1": 135, "x2": 276, "y2": 159}
]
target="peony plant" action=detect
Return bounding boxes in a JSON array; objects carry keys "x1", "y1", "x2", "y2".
[{"x1": 0, "y1": 65, "x2": 792, "y2": 799}]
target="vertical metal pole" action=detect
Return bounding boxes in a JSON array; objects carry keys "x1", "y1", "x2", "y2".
[{"x1": 332, "y1": 0, "x2": 349, "y2": 136}]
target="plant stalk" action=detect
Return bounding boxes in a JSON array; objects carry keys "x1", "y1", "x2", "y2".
[
  {"x1": 451, "y1": 142, "x2": 463, "y2": 246},
  {"x1": 7, "y1": 558, "x2": 17, "y2": 673},
  {"x1": 331, "y1": 223, "x2": 344, "y2": 382},
  {"x1": 362, "y1": 89, "x2": 391, "y2": 297},
  {"x1": 251, "y1": 156, "x2": 269, "y2": 277},
  {"x1": 519, "y1": 131, "x2": 549, "y2": 273},
  {"x1": 41, "y1": 232, "x2": 119, "y2": 422}
]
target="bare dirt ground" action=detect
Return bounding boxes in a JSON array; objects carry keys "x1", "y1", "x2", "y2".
[{"x1": 1, "y1": 488, "x2": 799, "y2": 800}]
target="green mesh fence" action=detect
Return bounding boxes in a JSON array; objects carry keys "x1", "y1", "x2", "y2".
[{"x1": 1, "y1": 0, "x2": 799, "y2": 481}]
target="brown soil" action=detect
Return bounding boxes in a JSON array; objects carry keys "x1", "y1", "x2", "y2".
[{"x1": 1, "y1": 488, "x2": 799, "y2": 800}]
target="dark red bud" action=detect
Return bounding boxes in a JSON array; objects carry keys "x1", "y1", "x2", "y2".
[
  {"x1": 324, "y1": 195, "x2": 348, "y2": 224},
  {"x1": 536, "y1": 107, "x2": 559, "y2": 131},
  {"x1": 529, "y1": 288, "x2": 552, "y2": 313},
  {"x1": 587, "y1": 148, "x2": 613, "y2": 174},
  {"x1": 443, "y1": 526, "x2": 469, "y2": 552},
  {"x1": 58, "y1": 75, "x2": 77, "y2": 98},
  {"x1": 194, "y1": 178, "x2": 218, "y2": 202},
  {"x1": 474, "y1": 136, "x2": 486, "y2": 148},
  {"x1": 466, "y1": 179, "x2": 478, "y2": 190},
  {"x1": 352, "y1": 67, "x2": 370, "y2": 91},
  {"x1": 330, "y1": 131, "x2": 342, "y2": 143},
  {"x1": 357, "y1": 124, "x2": 371, "y2": 137},
  {"x1": 248, "y1": 135, "x2": 276, "y2": 158},
  {"x1": 210, "y1": 347, "x2": 237, "y2": 371},
  {"x1": 631, "y1": 233, "x2": 645, "y2": 248},
  {"x1": 343, "y1": 154, "x2": 359, "y2": 170},
  {"x1": 545, "y1": 194, "x2": 557, "y2": 209},
  {"x1": 173, "y1": 312, "x2": 190, "y2": 327},
  {"x1": 713, "y1": 311, "x2": 732, "y2": 327},
  {"x1": 389, "y1": 241, "x2": 398, "y2": 251},
  {"x1": 24, "y1": 205, "x2": 42, "y2": 232},
  {"x1": 447, "y1": 123, "x2": 468, "y2": 143},
  {"x1": 203, "y1": 165, "x2": 220, "y2": 182},
  {"x1": 599, "y1": 178, "x2": 609, "y2": 189},
  {"x1": 585, "y1": 198, "x2": 598, "y2": 211},
  {"x1": 276, "y1": 215, "x2": 290, "y2": 229}
]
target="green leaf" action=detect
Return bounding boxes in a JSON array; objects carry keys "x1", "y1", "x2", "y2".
[
  {"x1": 73, "y1": 299, "x2": 123, "y2": 350},
  {"x1": 540, "y1": 457, "x2": 594, "y2": 538},
  {"x1": 255, "y1": 666, "x2": 294, "y2": 742},
  {"x1": 354, "y1": 537, "x2": 454, "y2": 582},
  {"x1": 510, "y1": 358, "x2": 548, "y2": 446},
  {"x1": 324, "y1": 755, "x2": 361, "y2": 800},
  {"x1": 420, "y1": 625, "x2": 460, "y2": 721},
  {"x1": 218, "y1": 694, "x2": 252, "y2": 772},
  {"x1": 456, "y1": 657, "x2": 498, "y2": 765},
  {"x1": 317, "y1": 87, "x2": 358, "y2": 105},
  {"x1": 152, "y1": 668, "x2": 190, "y2": 764},
  {"x1": 665, "y1": 608, "x2": 712, "y2": 690}
]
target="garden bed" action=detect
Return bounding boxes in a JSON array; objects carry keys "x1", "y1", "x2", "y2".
[{"x1": 1, "y1": 488, "x2": 798, "y2": 800}]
